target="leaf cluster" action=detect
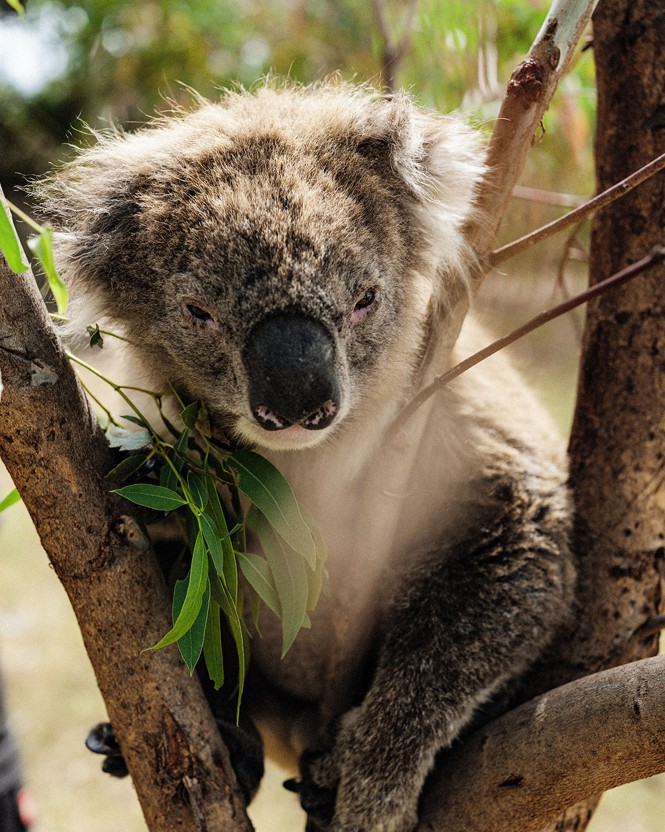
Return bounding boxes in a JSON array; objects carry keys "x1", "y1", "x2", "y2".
[{"x1": 108, "y1": 401, "x2": 326, "y2": 715}]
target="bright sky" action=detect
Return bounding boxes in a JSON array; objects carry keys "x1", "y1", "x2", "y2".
[{"x1": 0, "y1": 5, "x2": 73, "y2": 97}]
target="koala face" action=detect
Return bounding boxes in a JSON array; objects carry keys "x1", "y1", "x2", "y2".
[{"x1": 42, "y1": 85, "x2": 484, "y2": 450}]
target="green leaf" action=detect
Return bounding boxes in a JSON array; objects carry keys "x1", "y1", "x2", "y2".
[
  {"x1": 152, "y1": 530, "x2": 209, "y2": 650},
  {"x1": 4, "y1": 0, "x2": 24, "y2": 15},
  {"x1": 159, "y1": 428, "x2": 189, "y2": 491},
  {"x1": 0, "y1": 193, "x2": 28, "y2": 273},
  {"x1": 0, "y1": 488, "x2": 21, "y2": 514},
  {"x1": 187, "y1": 471, "x2": 208, "y2": 510},
  {"x1": 228, "y1": 450, "x2": 316, "y2": 567},
  {"x1": 87, "y1": 324, "x2": 104, "y2": 349},
  {"x1": 174, "y1": 578, "x2": 210, "y2": 673},
  {"x1": 237, "y1": 551, "x2": 281, "y2": 617},
  {"x1": 210, "y1": 573, "x2": 247, "y2": 718},
  {"x1": 113, "y1": 483, "x2": 187, "y2": 512},
  {"x1": 249, "y1": 506, "x2": 309, "y2": 657},
  {"x1": 28, "y1": 226, "x2": 68, "y2": 314},
  {"x1": 121, "y1": 414, "x2": 148, "y2": 428},
  {"x1": 203, "y1": 600, "x2": 224, "y2": 690},
  {"x1": 200, "y1": 511, "x2": 224, "y2": 575},
  {"x1": 180, "y1": 401, "x2": 199, "y2": 430},
  {"x1": 205, "y1": 477, "x2": 237, "y2": 600},
  {"x1": 104, "y1": 453, "x2": 150, "y2": 483}
]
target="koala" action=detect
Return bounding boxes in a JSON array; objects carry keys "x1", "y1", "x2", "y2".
[{"x1": 39, "y1": 83, "x2": 574, "y2": 832}]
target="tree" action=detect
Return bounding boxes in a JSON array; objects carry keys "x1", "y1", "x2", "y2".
[{"x1": 0, "y1": 1, "x2": 664, "y2": 830}]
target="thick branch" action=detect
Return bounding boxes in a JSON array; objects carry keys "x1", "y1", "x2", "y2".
[
  {"x1": 417, "y1": 656, "x2": 665, "y2": 832},
  {"x1": 470, "y1": 0, "x2": 596, "y2": 262},
  {"x1": 0, "y1": 253, "x2": 252, "y2": 832}
]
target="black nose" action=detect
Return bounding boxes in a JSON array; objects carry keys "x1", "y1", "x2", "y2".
[{"x1": 244, "y1": 313, "x2": 339, "y2": 431}]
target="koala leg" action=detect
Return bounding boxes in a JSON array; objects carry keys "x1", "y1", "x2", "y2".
[{"x1": 299, "y1": 476, "x2": 574, "y2": 832}]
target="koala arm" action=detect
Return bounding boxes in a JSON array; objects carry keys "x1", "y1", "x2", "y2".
[{"x1": 301, "y1": 465, "x2": 574, "y2": 832}]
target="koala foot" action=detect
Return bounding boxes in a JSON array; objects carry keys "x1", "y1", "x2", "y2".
[
  {"x1": 86, "y1": 716, "x2": 264, "y2": 804},
  {"x1": 86, "y1": 722, "x2": 128, "y2": 777},
  {"x1": 293, "y1": 716, "x2": 420, "y2": 832}
]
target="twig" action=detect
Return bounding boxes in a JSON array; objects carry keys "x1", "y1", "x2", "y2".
[
  {"x1": 372, "y1": 0, "x2": 419, "y2": 92},
  {"x1": 392, "y1": 248, "x2": 665, "y2": 433},
  {"x1": 512, "y1": 184, "x2": 584, "y2": 208},
  {"x1": 491, "y1": 151, "x2": 665, "y2": 266}
]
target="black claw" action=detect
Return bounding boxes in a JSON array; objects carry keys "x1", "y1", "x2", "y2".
[{"x1": 86, "y1": 722, "x2": 129, "y2": 778}]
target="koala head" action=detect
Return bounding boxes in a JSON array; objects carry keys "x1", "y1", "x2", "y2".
[{"x1": 41, "y1": 83, "x2": 484, "y2": 450}]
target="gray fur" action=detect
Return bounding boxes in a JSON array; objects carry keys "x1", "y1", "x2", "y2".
[{"x1": 38, "y1": 82, "x2": 574, "y2": 832}]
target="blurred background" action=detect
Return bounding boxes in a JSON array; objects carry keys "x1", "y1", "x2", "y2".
[{"x1": 0, "y1": 0, "x2": 662, "y2": 829}]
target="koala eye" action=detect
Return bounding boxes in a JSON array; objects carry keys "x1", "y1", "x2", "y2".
[
  {"x1": 351, "y1": 287, "x2": 380, "y2": 325},
  {"x1": 181, "y1": 299, "x2": 218, "y2": 330}
]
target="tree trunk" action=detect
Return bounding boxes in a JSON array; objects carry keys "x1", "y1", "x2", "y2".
[
  {"x1": 528, "y1": 1, "x2": 665, "y2": 828},
  {"x1": 0, "y1": 256, "x2": 252, "y2": 832}
]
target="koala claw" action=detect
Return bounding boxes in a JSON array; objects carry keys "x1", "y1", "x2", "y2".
[{"x1": 86, "y1": 722, "x2": 129, "y2": 778}]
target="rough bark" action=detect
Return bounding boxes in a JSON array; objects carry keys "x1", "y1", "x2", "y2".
[
  {"x1": 418, "y1": 656, "x2": 665, "y2": 832},
  {"x1": 523, "y1": 1, "x2": 665, "y2": 828},
  {"x1": 525, "y1": 0, "x2": 665, "y2": 724},
  {"x1": 415, "y1": 1, "x2": 665, "y2": 829},
  {"x1": 0, "y1": 255, "x2": 252, "y2": 832}
]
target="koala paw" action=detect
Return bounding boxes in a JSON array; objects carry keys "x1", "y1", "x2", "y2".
[
  {"x1": 294, "y1": 708, "x2": 420, "y2": 832},
  {"x1": 86, "y1": 722, "x2": 129, "y2": 778}
]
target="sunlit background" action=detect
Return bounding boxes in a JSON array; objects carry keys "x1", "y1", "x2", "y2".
[{"x1": 0, "y1": 0, "x2": 662, "y2": 829}]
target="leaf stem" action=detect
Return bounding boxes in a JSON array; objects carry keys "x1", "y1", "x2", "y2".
[{"x1": 5, "y1": 199, "x2": 43, "y2": 234}]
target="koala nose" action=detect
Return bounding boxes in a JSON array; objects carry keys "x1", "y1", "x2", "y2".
[{"x1": 244, "y1": 313, "x2": 339, "y2": 431}]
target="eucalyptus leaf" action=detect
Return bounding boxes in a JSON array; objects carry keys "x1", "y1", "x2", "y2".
[
  {"x1": 0, "y1": 194, "x2": 28, "y2": 273},
  {"x1": 4, "y1": 0, "x2": 25, "y2": 16},
  {"x1": 205, "y1": 476, "x2": 237, "y2": 600},
  {"x1": 104, "y1": 453, "x2": 150, "y2": 483},
  {"x1": 236, "y1": 550, "x2": 281, "y2": 617},
  {"x1": 151, "y1": 530, "x2": 209, "y2": 649},
  {"x1": 174, "y1": 578, "x2": 210, "y2": 673},
  {"x1": 180, "y1": 401, "x2": 199, "y2": 430},
  {"x1": 200, "y1": 511, "x2": 224, "y2": 576},
  {"x1": 106, "y1": 423, "x2": 152, "y2": 452},
  {"x1": 87, "y1": 324, "x2": 104, "y2": 349},
  {"x1": 203, "y1": 600, "x2": 224, "y2": 690},
  {"x1": 114, "y1": 483, "x2": 187, "y2": 512},
  {"x1": 187, "y1": 471, "x2": 209, "y2": 510},
  {"x1": 28, "y1": 226, "x2": 68, "y2": 314},
  {"x1": 121, "y1": 414, "x2": 148, "y2": 428},
  {"x1": 229, "y1": 450, "x2": 316, "y2": 566},
  {"x1": 0, "y1": 488, "x2": 21, "y2": 514},
  {"x1": 210, "y1": 573, "x2": 247, "y2": 718},
  {"x1": 248, "y1": 506, "x2": 309, "y2": 657}
]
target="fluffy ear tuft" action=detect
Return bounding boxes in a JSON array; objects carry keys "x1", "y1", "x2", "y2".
[{"x1": 351, "y1": 94, "x2": 486, "y2": 303}]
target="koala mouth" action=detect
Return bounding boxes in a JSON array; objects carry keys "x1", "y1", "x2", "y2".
[{"x1": 254, "y1": 400, "x2": 337, "y2": 432}]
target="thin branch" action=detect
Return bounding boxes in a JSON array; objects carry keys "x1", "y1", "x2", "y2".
[
  {"x1": 418, "y1": 655, "x2": 665, "y2": 832},
  {"x1": 492, "y1": 151, "x2": 665, "y2": 266},
  {"x1": 393, "y1": 248, "x2": 665, "y2": 433},
  {"x1": 372, "y1": 0, "x2": 419, "y2": 92},
  {"x1": 511, "y1": 184, "x2": 585, "y2": 208}
]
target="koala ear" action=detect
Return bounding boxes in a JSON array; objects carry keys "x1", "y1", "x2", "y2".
[{"x1": 350, "y1": 94, "x2": 485, "y2": 300}]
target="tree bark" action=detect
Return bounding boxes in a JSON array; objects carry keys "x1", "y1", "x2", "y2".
[
  {"x1": 522, "y1": 1, "x2": 665, "y2": 828},
  {"x1": 418, "y1": 656, "x2": 665, "y2": 832},
  {"x1": 0, "y1": 255, "x2": 252, "y2": 832}
]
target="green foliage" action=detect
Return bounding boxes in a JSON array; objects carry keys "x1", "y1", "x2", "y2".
[
  {"x1": 3, "y1": 0, "x2": 24, "y2": 16},
  {"x1": 104, "y1": 395, "x2": 326, "y2": 708},
  {"x1": 0, "y1": 192, "x2": 28, "y2": 273},
  {"x1": 27, "y1": 225, "x2": 68, "y2": 314},
  {"x1": 0, "y1": 488, "x2": 21, "y2": 513}
]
